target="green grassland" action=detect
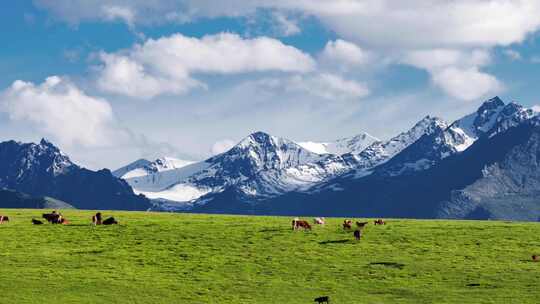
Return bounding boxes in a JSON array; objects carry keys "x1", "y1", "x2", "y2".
[{"x1": 0, "y1": 209, "x2": 539, "y2": 303}]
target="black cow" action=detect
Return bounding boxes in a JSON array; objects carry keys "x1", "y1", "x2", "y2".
[
  {"x1": 102, "y1": 217, "x2": 118, "y2": 225},
  {"x1": 354, "y1": 229, "x2": 362, "y2": 241},
  {"x1": 314, "y1": 296, "x2": 329, "y2": 303}
]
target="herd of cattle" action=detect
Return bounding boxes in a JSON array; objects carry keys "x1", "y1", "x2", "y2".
[
  {"x1": 0, "y1": 211, "x2": 118, "y2": 226},
  {"x1": 1, "y1": 211, "x2": 539, "y2": 263},
  {"x1": 292, "y1": 217, "x2": 540, "y2": 263},
  {"x1": 292, "y1": 217, "x2": 386, "y2": 241}
]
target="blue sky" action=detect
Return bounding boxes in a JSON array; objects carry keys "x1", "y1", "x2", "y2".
[{"x1": 1, "y1": 1, "x2": 540, "y2": 169}]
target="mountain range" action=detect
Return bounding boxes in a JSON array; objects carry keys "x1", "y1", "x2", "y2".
[
  {"x1": 0, "y1": 139, "x2": 150, "y2": 211},
  {"x1": 2, "y1": 96, "x2": 540, "y2": 220},
  {"x1": 111, "y1": 96, "x2": 540, "y2": 220}
]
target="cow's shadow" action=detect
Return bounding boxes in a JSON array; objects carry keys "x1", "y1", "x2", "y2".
[
  {"x1": 369, "y1": 262, "x2": 405, "y2": 269},
  {"x1": 319, "y1": 239, "x2": 351, "y2": 245}
]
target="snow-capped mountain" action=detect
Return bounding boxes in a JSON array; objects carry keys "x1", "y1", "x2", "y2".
[
  {"x1": 0, "y1": 139, "x2": 150, "y2": 210},
  {"x1": 375, "y1": 97, "x2": 537, "y2": 176},
  {"x1": 119, "y1": 119, "x2": 445, "y2": 209},
  {"x1": 298, "y1": 132, "x2": 379, "y2": 155},
  {"x1": 112, "y1": 158, "x2": 152, "y2": 179},
  {"x1": 346, "y1": 115, "x2": 448, "y2": 178},
  {"x1": 114, "y1": 157, "x2": 196, "y2": 179},
  {"x1": 121, "y1": 132, "x2": 327, "y2": 208},
  {"x1": 262, "y1": 115, "x2": 540, "y2": 220},
  {"x1": 111, "y1": 96, "x2": 540, "y2": 217}
]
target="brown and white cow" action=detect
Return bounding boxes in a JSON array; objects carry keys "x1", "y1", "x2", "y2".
[
  {"x1": 343, "y1": 220, "x2": 352, "y2": 230},
  {"x1": 374, "y1": 219, "x2": 386, "y2": 225},
  {"x1": 313, "y1": 217, "x2": 325, "y2": 225},
  {"x1": 92, "y1": 212, "x2": 103, "y2": 225},
  {"x1": 292, "y1": 219, "x2": 311, "y2": 230},
  {"x1": 0, "y1": 215, "x2": 8, "y2": 224}
]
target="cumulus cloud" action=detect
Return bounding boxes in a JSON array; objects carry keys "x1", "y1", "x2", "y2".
[
  {"x1": 36, "y1": 1, "x2": 540, "y2": 48},
  {"x1": 0, "y1": 76, "x2": 127, "y2": 147},
  {"x1": 96, "y1": 32, "x2": 316, "y2": 99},
  {"x1": 37, "y1": 1, "x2": 540, "y2": 102},
  {"x1": 320, "y1": 39, "x2": 369, "y2": 67},
  {"x1": 401, "y1": 49, "x2": 501, "y2": 101},
  {"x1": 272, "y1": 11, "x2": 301, "y2": 36},
  {"x1": 211, "y1": 139, "x2": 236, "y2": 155},
  {"x1": 96, "y1": 53, "x2": 203, "y2": 99},
  {"x1": 431, "y1": 67, "x2": 503, "y2": 101}
]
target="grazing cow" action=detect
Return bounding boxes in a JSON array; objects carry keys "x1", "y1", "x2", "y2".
[
  {"x1": 356, "y1": 221, "x2": 369, "y2": 228},
  {"x1": 92, "y1": 212, "x2": 103, "y2": 225},
  {"x1": 32, "y1": 219, "x2": 44, "y2": 225},
  {"x1": 533, "y1": 255, "x2": 539, "y2": 262},
  {"x1": 102, "y1": 217, "x2": 118, "y2": 225},
  {"x1": 313, "y1": 217, "x2": 325, "y2": 225},
  {"x1": 354, "y1": 229, "x2": 361, "y2": 241},
  {"x1": 0, "y1": 215, "x2": 8, "y2": 224},
  {"x1": 292, "y1": 218, "x2": 299, "y2": 230},
  {"x1": 42, "y1": 211, "x2": 62, "y2": 223},
  {"x1": 293, "y1": 220, "x2": 312, "y2": 230},
  {"x1": 343, "y1": 220, "x2": 352, "y2": 230},
  {"x1": 314, "y1": 296, "x2": 329, "y2": 303},
  {"x1": 374, "y1": 219, "x2": 386, "y2": 225},
  {"x1": 45, "y1": 213, "x2": 67, "y2": 224}
]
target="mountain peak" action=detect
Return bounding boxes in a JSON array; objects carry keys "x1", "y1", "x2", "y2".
[
  {"x1": 412, "y1": 115, "x2": 448, "y2": 134},
  {"x1": 477, "y1": 96, "x2": 504, "y2": 114},
  {"x1": 247, "y1": 131, "x2": 272, "y2": 142},
  {"x1": 39, "y1": 138, "x2": 56, "y2": 149},
  {"x1": 236, "y1": 131, "x2": 286, "y2": 150}
]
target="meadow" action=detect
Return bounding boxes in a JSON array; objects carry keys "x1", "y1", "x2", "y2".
[{"x1": 0, "y1": 209, "x2": 539, "y2": 303}]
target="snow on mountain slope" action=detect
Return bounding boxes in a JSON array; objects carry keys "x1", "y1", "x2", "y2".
[
  {"x1": 298, "y1": 133, "x2": 379, "y2": 155},
  {"x1": 123, "y1": 122, "x2": 446, "y2": 206},
  {"x1": 121, "y1": 98, "x2": 535, "y2": 207},
  {"x1": 344, "y1": 115, "x2": 448, "y2": 178},
  {"x1": 123, "y1": 132, "x2": 327, "y2": 205},
  {"x1": 112, "y1": 158, "x2": 151, "y2": 178},
  {"x1": 124, "y1": 160, "x2": 210, "y2": 192},
  {"x1": 375, "y1": 97, "x2": 538, "y2": 177}
]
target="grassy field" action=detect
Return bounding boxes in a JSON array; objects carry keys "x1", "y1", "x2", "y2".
[{"x1": 0, "y1": 209, "x2": 539, "y2": 303}]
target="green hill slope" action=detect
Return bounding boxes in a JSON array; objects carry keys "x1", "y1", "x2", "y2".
[
  {"x1": 0, "y1": 210, "x2": 538, "y2": 303},
  {"x1": 0, "y1": 189, "x2": 75, "y2": 209}
]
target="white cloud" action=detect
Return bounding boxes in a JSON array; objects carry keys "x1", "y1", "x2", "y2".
[
  {"x1": 320, "y1": 39, "x2": 369, "y2": 66},
  {"x1": 102, "y1": 5, "x2": 136, "y2": 27},
  {"x1": 37, "y1": 1, "x2": 540, "y2": 102},
  {"x1": 503, "y1": 49, "x2": 522, "y2": 61},
  {"x1": 97, "y1": 53, "x2": 203, "y2": 99},
  {"x1": 211, "y1": 139, "x2": 236, "y2": 155},
  {"x1": 36, "y1": 1, "x2": 540, "y2": 49},
  {"x1": 272, "y1": 12, "x2": 301, "y2": 36},
  {"x1": 402, "y1": 49, "x2": 491, "y2": 71},
  {"x1": 431, "y1": 67, "x2": 503, "y2": 101},
  {"x1": 96, "y1": 32, "x2": 316, "y2": 99},
  {"x1": 401, "y1": 48, "x2": 500, "y2": 101},
  {"x1": 0, "y1": 76, "x2": 126, "y2": 147},
  {"x1": 253, "y1": 73, "x2": 369, "y2": 100}
]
